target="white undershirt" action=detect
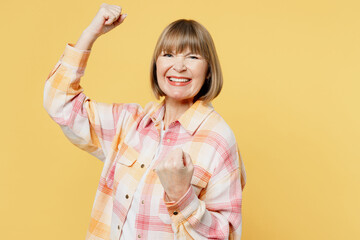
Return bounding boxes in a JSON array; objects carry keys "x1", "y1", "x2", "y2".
[{"x1": 120, "y1": 120, "x2": 166, "y2": 239}]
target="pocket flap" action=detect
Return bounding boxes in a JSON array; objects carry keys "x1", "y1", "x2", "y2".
[{"x1": 116, "y1": 144, "x2": 139, "y2": 166}]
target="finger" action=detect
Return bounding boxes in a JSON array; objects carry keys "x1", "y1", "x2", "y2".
[
  {"x1": 114, "y1": 13, "x2": 127, "y2": 26},
  {"x1": 104, "y1": 12, "x2": 117, "y2": 25},
  {"x1": 109, "y1": 8, "x2": 121, "y2": 20},
  {"x1": 112, "y1": 5, "x2": 122, "y2": 13},
  {"x1": 183, "y1": 152, "x2": 193, "y2": 168},
  {"x1": 110, "y1": 6, "x2": 122, "y2": 22},
  {"x1": 182, "y1": 150, "x2": 186, "y2": 167},
  {"x1": 172, "y1": 148, "x2": 184, "y2": 167}
]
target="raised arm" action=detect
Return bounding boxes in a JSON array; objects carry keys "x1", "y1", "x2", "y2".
[{"x1": 43, "y1": 4, "x2": 130, "y2": 162}]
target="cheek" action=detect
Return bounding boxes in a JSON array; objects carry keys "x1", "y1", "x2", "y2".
[
  {"x1": 156, "y1": 65, "x2": 164, "y2": 83},
  {"x1": 156, "y1": 69, "x2": 167, "y2": 86},
  {"x1": 195, "y1": 65, "x2": 208, "y2": 89},
  {"x1": 156, "y1": 59, "x2": 170, "y2": 76},
  {"x1": 192, "y1": 64, "x2": 208, "y2": 80}
]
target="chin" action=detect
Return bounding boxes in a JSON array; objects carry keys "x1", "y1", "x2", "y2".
[{"x1": 166, "y1": 95, "x2": 193, "y2": 103}]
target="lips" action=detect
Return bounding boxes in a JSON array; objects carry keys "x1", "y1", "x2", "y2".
[{"x1": 166, "y1": 76, "x2": 192, "y2": 86}]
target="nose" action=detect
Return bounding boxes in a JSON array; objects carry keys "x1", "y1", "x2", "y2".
[{"x1": 172, "y1": 57, "x2": 187, "y2": 72}]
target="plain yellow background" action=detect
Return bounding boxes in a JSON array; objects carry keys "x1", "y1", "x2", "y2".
[{"x1": 1, "y1": 0, "x2": 359, "y2": 239}]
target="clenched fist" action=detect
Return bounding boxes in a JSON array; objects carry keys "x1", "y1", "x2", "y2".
[
  {"x1": 155, "y1": 148, "x2": 194, "y2": 202},
  {"x1": 85, "y1": 3, "x2": 127, "y2": 38}
]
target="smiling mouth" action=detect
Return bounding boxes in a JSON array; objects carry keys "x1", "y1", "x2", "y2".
[
  {"x1": 168, "y1": 77, "x2": 191, "y2": 83},
  {"x1": 167, "y1": 77, "x2": 192, "y2": 86}
]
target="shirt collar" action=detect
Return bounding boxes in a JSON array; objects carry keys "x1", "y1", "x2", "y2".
[
  {"x1": 149, "y1": 99, "x2": 214, "y2": 135},
  {"x1": 149, "y1": 100, "x2": 166, "y2": 124}
]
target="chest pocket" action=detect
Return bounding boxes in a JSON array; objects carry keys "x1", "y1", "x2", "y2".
[
  {"x1": 112, "y1": 144, "x2": 146, "y2": 198},
  {"x1": 105, "y1": 144, "x2": 139, "y2": 189},
  {"x1": 116, "y1": 144, "x2": 139, "y2": 166}
]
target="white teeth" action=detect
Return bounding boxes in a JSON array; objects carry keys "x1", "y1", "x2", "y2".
[{"x1": 169, "y1": 77, "x2": 190, "y2": 82}]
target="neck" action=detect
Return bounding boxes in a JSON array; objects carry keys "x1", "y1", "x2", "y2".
[{"x1": 163, "y1": 97, "x2": 194, "y2": 130}]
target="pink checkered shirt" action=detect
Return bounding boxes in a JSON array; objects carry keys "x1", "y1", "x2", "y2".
[{"x1": 44, "y1": 43, "x2": 246, "y2": 239}]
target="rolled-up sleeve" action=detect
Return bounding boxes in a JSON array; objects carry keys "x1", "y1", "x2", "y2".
[{"x1": 43, "y1": 43, "x2": 127, "y2": 162}]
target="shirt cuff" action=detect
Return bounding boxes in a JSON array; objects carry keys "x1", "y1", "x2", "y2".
[
  {"x1": 163, "y1": 186, "x2": 200, "y2": 225},
  {"x1": 61, "y1": 43, "x2": 91, "y2": 69}
]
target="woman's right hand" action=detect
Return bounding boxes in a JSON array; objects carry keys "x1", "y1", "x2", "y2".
[{"x1": 85, "y1": 3, "x2": 127, "y2": 39}]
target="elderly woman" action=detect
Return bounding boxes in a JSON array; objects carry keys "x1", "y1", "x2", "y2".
[{"x1": 44, "y1": 3, "x2": 246, "y2": 240}]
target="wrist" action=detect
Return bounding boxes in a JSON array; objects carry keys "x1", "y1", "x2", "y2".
[
  {"x1": 164, "y1": 192, "x2": 176, "y2": 204},
  {"x1": 165, "y1": 186, "x2": 190, "y2": 202},
  {"x1": 83, "y1": 28, "x2": 101, "y2": 40},
  {"x1": 74, "y1": 29, "x2": 99, "y2": 51},
  {"x1": 166, "y1": 193, "x2": 182, "y2": 202}
]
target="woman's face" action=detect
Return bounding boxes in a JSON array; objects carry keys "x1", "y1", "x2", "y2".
[{"x1": 156, "y1": 47, "x2": 209, "y2": 103}]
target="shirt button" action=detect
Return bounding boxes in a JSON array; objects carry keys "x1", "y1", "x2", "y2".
[
  {"x1": 118, "y1": 225, "x2": 120, "y2": 230},
  {"x1": 138, "y1": 234, "x2": 141, "y2": 238},
  {"x1": 141, "y1": 200, "x2": 145, "y2": 204},
  {"x1": 166, "y1": 139, "x2": 170, "y2": 143},
  {"x1": 125, "y1": 194, "x2": 129, "y2": 199},
  {"x1": 173, "y1": 211, "x2": 178, "y2": 215},
  {"x1": 140, "y1": 164, "x2": 145, "y2": 168}
]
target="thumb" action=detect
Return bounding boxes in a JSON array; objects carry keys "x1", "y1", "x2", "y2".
[
  {"x1": 113, "y1": 13, "x2": 127, "y2": 27},
  {"x1": 182, "y1": 151, "x2": 193, "y2": 168}
]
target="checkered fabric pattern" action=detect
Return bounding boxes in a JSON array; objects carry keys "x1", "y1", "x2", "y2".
[{"x1": 44, "y1": 43, "x2": 246, "y2": 240}]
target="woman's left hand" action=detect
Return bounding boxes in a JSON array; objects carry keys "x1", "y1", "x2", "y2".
[{"x1": 155, "y1": 148, "x2": 194, "y2": 202}]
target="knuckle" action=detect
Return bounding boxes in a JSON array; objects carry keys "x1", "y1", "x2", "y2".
[
  {"x1": 174, "y1": 163, "x2": 181, "y2": 169},
  {"x1": 168, "y1": 154, "x2": 176, "y2": 161},
  {"x1": 162, "y1": 161, "x2": 168, "y2": 168},
  {"x1": 99, "y1": 8, "x2": 107, "y2": 14},
  {"x1": 172, "y1": 162, "x2": 178, "y2": 169},
  {"x1": 168, "y1": 161, "x2": 176, "y2": 169}
]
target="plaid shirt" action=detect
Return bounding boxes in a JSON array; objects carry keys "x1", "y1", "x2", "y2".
[{"x1": 44, "y1": 43, "x2": 246, "y2": 239}]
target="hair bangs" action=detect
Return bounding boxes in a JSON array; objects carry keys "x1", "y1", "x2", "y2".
[{"x1": 158, "y1": 22, "x2": 208, "y2": 60}]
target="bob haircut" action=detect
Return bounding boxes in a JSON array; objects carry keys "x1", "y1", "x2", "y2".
[{"x1": 150, "y1": 19, "x2": 223, "y2": 104}]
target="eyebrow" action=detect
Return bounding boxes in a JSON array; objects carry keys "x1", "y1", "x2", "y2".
[{"x1": 162, "y1": 50, "x2": 200, "y2": 56}]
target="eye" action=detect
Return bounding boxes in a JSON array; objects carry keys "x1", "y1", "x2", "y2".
[
  {"x1": 163, "y1": 53, "x2": 173, "y2": 57},
  {"x1": 189, "y1": 55, "x2": 199, "y2": 59}
]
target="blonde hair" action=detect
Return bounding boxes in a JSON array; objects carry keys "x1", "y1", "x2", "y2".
[{"x1": 150, "y1": 19, "x2": 223, "y2": 103}]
